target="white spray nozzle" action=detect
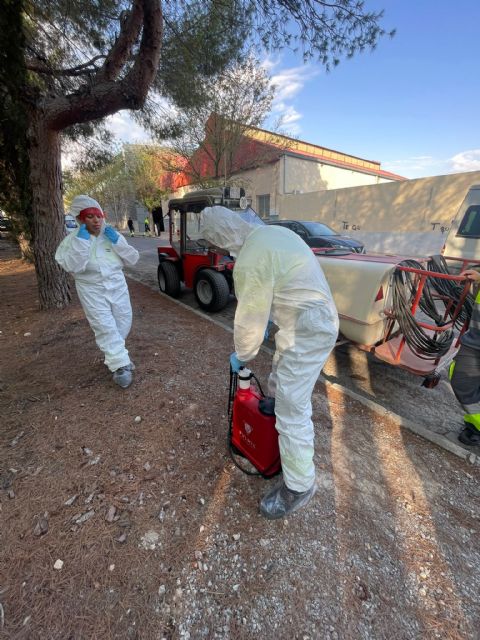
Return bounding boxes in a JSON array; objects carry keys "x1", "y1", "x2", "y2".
[{"x1": 238, "y1": 367, "x2": 252, "y2": 389}]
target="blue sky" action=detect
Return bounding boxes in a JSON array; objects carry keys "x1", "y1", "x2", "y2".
[{"x1": 107, "y1": 0, "x2": 480, "y2": 180}]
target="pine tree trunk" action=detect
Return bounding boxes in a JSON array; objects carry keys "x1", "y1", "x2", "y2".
[{"x1": 28, "y1": 117, "x2": 71, "y2": 309}]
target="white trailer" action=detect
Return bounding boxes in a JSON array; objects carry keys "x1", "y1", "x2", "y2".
[{"x1": 315, "y1": 249, "x2": 476, "y2": 383}]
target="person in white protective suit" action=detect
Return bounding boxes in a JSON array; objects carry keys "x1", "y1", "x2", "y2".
[
  {"x1": 55, "y1": 195, "x2": 139, "y2": 388},
  {"x1": 201, "y1": 206, "x2": 339, "y2": 520}
]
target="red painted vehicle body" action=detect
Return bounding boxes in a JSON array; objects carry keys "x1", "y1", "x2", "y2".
[{"x1": 157, "y1": 188, "x2": 247, "y2": 312}]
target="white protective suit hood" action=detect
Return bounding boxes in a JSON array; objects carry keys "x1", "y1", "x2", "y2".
[
  {"x1": 201, "y1": 206, "x2": 258, "y2": 258},
  {"x1": 70, "y1": 195, "x2": 104, "y2": 219}
]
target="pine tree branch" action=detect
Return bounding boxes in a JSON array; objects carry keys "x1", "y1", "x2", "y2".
[
  {"x1": 44, "y1": 0, "x2": 162, "y2": 131},
  {"x1": 94, "y1": 5, "x2": 144, "y2": 83},
  {"x1": 26, "y1": 55, "x2": 107, "y2": 77}
]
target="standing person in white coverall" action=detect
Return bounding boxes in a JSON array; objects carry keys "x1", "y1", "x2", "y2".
[
  {"x1": 201, "y1": 206, "x2": 339, "y2": 520},
  {"x1": 55, "y1": 195, "x2": 139, "y2": 389}
]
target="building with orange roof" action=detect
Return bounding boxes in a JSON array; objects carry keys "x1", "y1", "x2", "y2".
[{"x1": 171, "y1": 114, "x2": 405, "y2": 218}]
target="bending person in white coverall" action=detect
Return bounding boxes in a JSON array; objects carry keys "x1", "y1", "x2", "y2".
[
  {"x1": 201, "y1": 206, "x2": 339, "y2": 519},
  {"x1": 55, "y1": 195, "x2": 139, "y2": 389}
]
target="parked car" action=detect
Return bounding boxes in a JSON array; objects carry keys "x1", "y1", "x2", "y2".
[
  {"x1": 65, "y1": 214, "x2": 78, "y2": 234},
  {"x1": 0, "y1": 215, "x2": 12, "y2": 238},
  {"x1": 265, "y1": 219, "x2": 365, "y2": 253}
]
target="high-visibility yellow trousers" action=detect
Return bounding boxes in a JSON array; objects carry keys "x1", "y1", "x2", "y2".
[{"x1": 449, "y1": 344, "x2": 480, "y2": 431}]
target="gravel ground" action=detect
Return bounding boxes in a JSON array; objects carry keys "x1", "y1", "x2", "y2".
[{"x1": 1, "y1": 240, "x2": 479, "y2": 639}]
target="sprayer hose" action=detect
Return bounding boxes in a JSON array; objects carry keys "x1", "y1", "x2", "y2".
[
  {"x1": 398, "y1": 259, "x2": 448, "y2": 326},
  {"x1": 427, "y1": 255, "x2": 474, "y2": 328},
  {"x1": 391, "y1": 260, "x2": 454, "y2": 359}
]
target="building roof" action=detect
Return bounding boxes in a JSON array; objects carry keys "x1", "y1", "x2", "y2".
[
  {"x1": 240, "y1": 124, "x2": 406, "y2": 181},
  {"x1": 171, "y1": 115, "x2": 407, "y2": 188}
]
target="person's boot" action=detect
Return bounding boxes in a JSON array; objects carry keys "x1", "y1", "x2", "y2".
[
  {"x1": 112, "y1": 366, "x2": 133, "y2": 389},
  {"x1": 458, "y1": 423, "x2": 480, "y2": 446},
  {"x1": 260, "y1": 479, "x2": 317, "y2": 520}
]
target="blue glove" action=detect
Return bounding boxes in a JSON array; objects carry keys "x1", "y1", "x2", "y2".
[
  {"x1": 77, "y1": 224, "x2": 90, "y2": 240},
  {"x1": 230, "y1": 352, "x2": 246, "y2": 373},
  {"x1": 264, "y1": 320, "x2": 275, "y2": 341},
  {"x1": 104, "y1": 225, "x2": 120, "y2": 244}
]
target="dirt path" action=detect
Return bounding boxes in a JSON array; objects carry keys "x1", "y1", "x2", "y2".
[{"x1": 1, "y1": 242, "x2": 479, "y2": 640}]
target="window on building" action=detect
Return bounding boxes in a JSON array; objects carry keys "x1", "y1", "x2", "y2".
[{"x1": 257, "y1": 194, "x2": 270, "y2": 218}]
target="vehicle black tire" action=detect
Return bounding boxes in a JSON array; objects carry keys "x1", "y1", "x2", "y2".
[
  {"x1": 194, "y1": 269, "x2": 230, "y2": 312},
  {"x1": 157, "y1": 261, "x2": 181, "y2": 298}
]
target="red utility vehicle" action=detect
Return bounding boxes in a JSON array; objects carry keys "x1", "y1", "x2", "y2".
[{"x1": 157, "y1": 187, "x2": 253, "y2": 312}]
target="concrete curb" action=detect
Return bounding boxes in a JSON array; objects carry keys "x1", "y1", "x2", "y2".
[{"x1": 127, "y1": 274, "x2": 480, "y2": 467}]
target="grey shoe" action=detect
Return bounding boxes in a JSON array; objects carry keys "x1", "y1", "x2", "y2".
[
  {"x1": 112, "y1": 366, "x2": 133, "y2": 388},
  {"x1": 260, "y1": 480, "x2": 317, "y2": 520}
]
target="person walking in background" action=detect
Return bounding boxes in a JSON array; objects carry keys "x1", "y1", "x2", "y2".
[
  {"x1": 55, "y1": 195, "x2": 139, "y2": 389},
  {"x1": 152, "y1": 205, "x2": 165, "y2": 237},
  {"x1": 449, "y1": 268, "x2": 480, "y2": 446},
  {"x1": 201, "y1": 206, "x2": 339, "y2": 520},
  {"x1": 144, "y1": 216, "x2": 151, "y2": 237},
  {"x1": 127, "y1": 218, "x2": 135, "y2": 237}
]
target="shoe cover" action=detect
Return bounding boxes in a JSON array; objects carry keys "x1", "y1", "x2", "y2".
[
  {"x1": 260, "y1": 480, "x2": 317, "y2": 520},
  {"x1": 113, "y1": 366, "x2": 133, "y2": 389}
]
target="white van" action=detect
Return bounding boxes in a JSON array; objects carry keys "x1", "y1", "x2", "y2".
[
  {"x1": 443, "y1": 184, "x2": 480, "y2": 264},
  {"x1": 65, "y1": 214, "x2": 78, "y2": 234}
]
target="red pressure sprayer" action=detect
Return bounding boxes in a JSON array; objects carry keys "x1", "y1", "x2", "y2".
[{"x1": 228, "y1": 366, "x2": 281, "y2": 478}]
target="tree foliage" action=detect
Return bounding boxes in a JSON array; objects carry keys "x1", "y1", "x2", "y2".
[
  {"x1": 63, "y1": 124, "x2": 118, "y2": 174},
  {"x1": 63, "y1": 155, "x2": 130, "y2": 223},
  {"x1": 250, "y1": 0, "x2": 395, "y2": 68},
  {"x1": 0, "y1": 1, "x2": 32, "y2": 245},
  {"x1": 159, "y1": 54, "x2": 276, "y2": 186},
  {"x1": 124, "y1": 145, "x2": 169, "y2": 211},
  {"x1": 64, "y1": 144, "x2": 169, "y2": 222}
]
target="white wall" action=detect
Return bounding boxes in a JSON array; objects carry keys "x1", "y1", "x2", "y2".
[
  {"x1": 226, "y1": 156, "x2": 394, "y2": 217},
  {"x1": 276, "y1": 170, "x2": 480, "y2": 255},
  {"x1": 352, "y1": 231, "x2": 446, "y2": 257},
  {"x1": 282, "y1": 155, "x2": 391, "y2": 194},
  {"x1": 166, "y1": 154, "x2": 397, "y2": 219},
  {"x1": 233, "y1": 163, "x2": 279, "y2": 216}
]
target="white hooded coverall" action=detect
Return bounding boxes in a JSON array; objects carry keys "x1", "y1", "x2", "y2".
[
  {"x1": 201, "y1": 206, "x2": 339, "y2": 492},
  {"x1": 55, "y1": 228, "x2": 139, "y2": 372}
]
